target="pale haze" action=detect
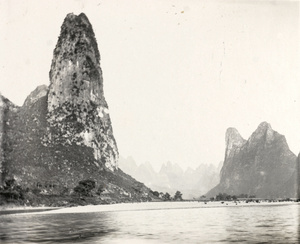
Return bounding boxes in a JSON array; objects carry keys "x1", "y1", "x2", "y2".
[{"x1": 0, "y1": 0, "x2": 299, "y2": 171}]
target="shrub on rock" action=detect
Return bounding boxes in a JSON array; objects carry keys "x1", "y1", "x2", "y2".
[{"x1": 73, "y1": 179, "x2": 96, "y2": 196}]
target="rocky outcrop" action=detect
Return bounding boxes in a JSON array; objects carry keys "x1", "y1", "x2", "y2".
[
  {"x1": 46, "y1": 13, "x2": 118, "y2": 171},
  {"x1": 23, "y1": 85, "x2": 48, "y2": 107},
  {"x1": 206, "y1": 122, "x2": 297, "y2": 198},
  {"x1": 225, "y1": 128, "x2": 246, "y2": 159},
  {"x1": 0, "y1": 13, "x2": 154, "y2": 205},
  {"x1": 0, "y1": 95, "x2": 19, "y2": 184}
]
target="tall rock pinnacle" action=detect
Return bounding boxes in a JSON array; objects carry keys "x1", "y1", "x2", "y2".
[
  {"x1": 48, "y1": 13, "x2": 103, "y2": 110},
  {"x1": 46, "y1": 13, "x2": 118, "y2": 171},
  {"x1": 0, "y1": 13, "x2": 157, "y2": 205}
]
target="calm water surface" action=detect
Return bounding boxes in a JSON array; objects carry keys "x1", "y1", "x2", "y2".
[{"x1": 0, "y1": 202, "x2": 298, "y2": 244}]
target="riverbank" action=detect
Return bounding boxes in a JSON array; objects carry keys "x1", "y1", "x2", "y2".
[
  {"x1": 3, "y1": 200, "x2": 297, "y2": 215},
  {"x1": 1, "y1": 201, "x2": 298, "y2": 244},
  {"x1": 0, "y1": 205, "x2": 61, "y2": 215}
]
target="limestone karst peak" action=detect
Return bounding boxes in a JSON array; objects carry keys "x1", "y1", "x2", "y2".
[
  {"x1": 64, "y1": 12, "x2": 90, "y2": 22},
  {"x1": 257, "y1": 121, "x2": 272, "y2": 132},
  {"x1": 225, "y1": 127, "x2": 245, "y2": 149},
  {"x1": 23, "y1": 85, "x2": 48, "y2": 107},
  {"x1": 207, "y1": 123, "x2": 297, "y2": 199},
  {"x1": 49, "y1": 12, "x2": 100, "y2": 83},
  {"x1": 48, "y1": 12, "x2": 105, "y2": 112},
  {"x1": 224, "y1": 128, "x2": 245, "y2": 159},
  {"x1": 249, "y1": 121, "x2": 276, "y2": 144},
  {"x1": 60, "y1": 13, "x2": 96, "y2": 45},
  {"x1": 45, "y1": 13, "x2": 119, "y2": 171},
  {"x1": 0, "y1": 94, "x2": 18, "y2": 109},
  {"x1": 0, "y1": 13, "x2": 156, "y2": 206}
]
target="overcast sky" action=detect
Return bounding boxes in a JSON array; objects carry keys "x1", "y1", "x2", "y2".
[{"x1": 0, "y1": 0, "x2": 299, "y2": 171}]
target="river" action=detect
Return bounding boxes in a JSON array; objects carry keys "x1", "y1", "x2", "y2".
[{"x1": 0, "y1": 202, "x2": 298, "y2": 243}]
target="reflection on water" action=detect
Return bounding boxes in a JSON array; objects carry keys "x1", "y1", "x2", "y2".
[
  {"x1": 0, "y1": 203, "x2": 299, "y2": 244},
  {"x1": 0, "y1": 212, "x2": 117, "y2": 243}
]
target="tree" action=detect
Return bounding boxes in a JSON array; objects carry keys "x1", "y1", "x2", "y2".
[
  {"x1": 225, "y1": 194, "x2": 231, "y2": 201},
  {"x1": 152, "y1": 191, "x2": 159, "y2": 197},
  {"x1": 1, "y1": 179, "x2": 25, "y2": 200},
  {"x1": 163, "y1": 192, "x2": 171, "y2": 201},
  {"x1": 238, "y1": 193, "x2": 248, "y2": 198},
  {"x1": 216, "y1": 193, "x2": 230, "y2": 201},
  {"x1": 215, "y1": 193, "x2": 239, "y2": 201},
  {"x1": 174, "y1": 191, "x2": 183, "y2": 201},
  {"x1": 96, "y1": 183, "x2": 106, "y2": 196},
  {"x1": 216, "y1": 193, "x2": 225, "y2": 201},
  {"x1": 74, "y1": 179, "x2": 96, "y2": 197}
]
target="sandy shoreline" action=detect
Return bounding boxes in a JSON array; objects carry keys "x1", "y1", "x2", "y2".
[
  {"x1": 0, "y1": 206, "x2": 61, "y2": 215},
  {"x1": 1, "y1": 201, "x2": 297, "y2": 215}
]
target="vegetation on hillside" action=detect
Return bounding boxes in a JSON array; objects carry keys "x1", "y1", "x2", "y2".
[
  {"x1": 150, "y1": 190, "x2": 183, "y2": 201},
  {"x1": 0, "y1": 170, "x2": 159, "y2": 207}
]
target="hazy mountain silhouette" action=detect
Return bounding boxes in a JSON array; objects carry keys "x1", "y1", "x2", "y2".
[
  {"x1": 119, "y1": 156, "x2": 220, "y2": 199},
  {"x1": 207, "y1": 122, "x2": 298, "y2": 198}
]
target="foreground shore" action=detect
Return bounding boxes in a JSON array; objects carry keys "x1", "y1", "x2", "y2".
[
  {"x1": 0, "y1": 206, "x2": 61, "y2": 215},
  {"x1": 1, "y1": 200, "x2": 297, "y2": 215}
]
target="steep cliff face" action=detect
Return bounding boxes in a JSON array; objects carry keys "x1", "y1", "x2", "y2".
[
  {"x1": 298, "y1": 153, "x2": 300, "y2": 197},
  {"x1": 0, "y1": 95, "x2": 20, "y2": 184},
  {"x1": 207, "y1": 122, "x2": 297, "y2": 198},
  {"x1": 225, "y1": 128, "x2": 246, "y2": 159},
  {"x1": 46, "y1": 13, "x2": 118, "y2": 171},
  {"x1": 0, "y1": 14, "x2": 154, "y2": 204}
]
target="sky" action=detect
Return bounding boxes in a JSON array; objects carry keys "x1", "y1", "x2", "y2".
[{"x1": 0, "y1": 0, "x2": 299, "y2": 171}]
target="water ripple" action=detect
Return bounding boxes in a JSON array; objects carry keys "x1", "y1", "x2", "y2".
[{"x1": 0, "y1": 202, "x2": 298, "y2": 244}]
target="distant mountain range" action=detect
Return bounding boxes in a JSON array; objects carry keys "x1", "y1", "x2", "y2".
[
  {"x1": 121, "y1": 122, "x2": 298, "y2": 200},
  {"x1": 119, "y1": 156, "x2": 221, "y2": 199},
  {"x1": 207, "y1": 122, "x2": 298, "y2": 199}
]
